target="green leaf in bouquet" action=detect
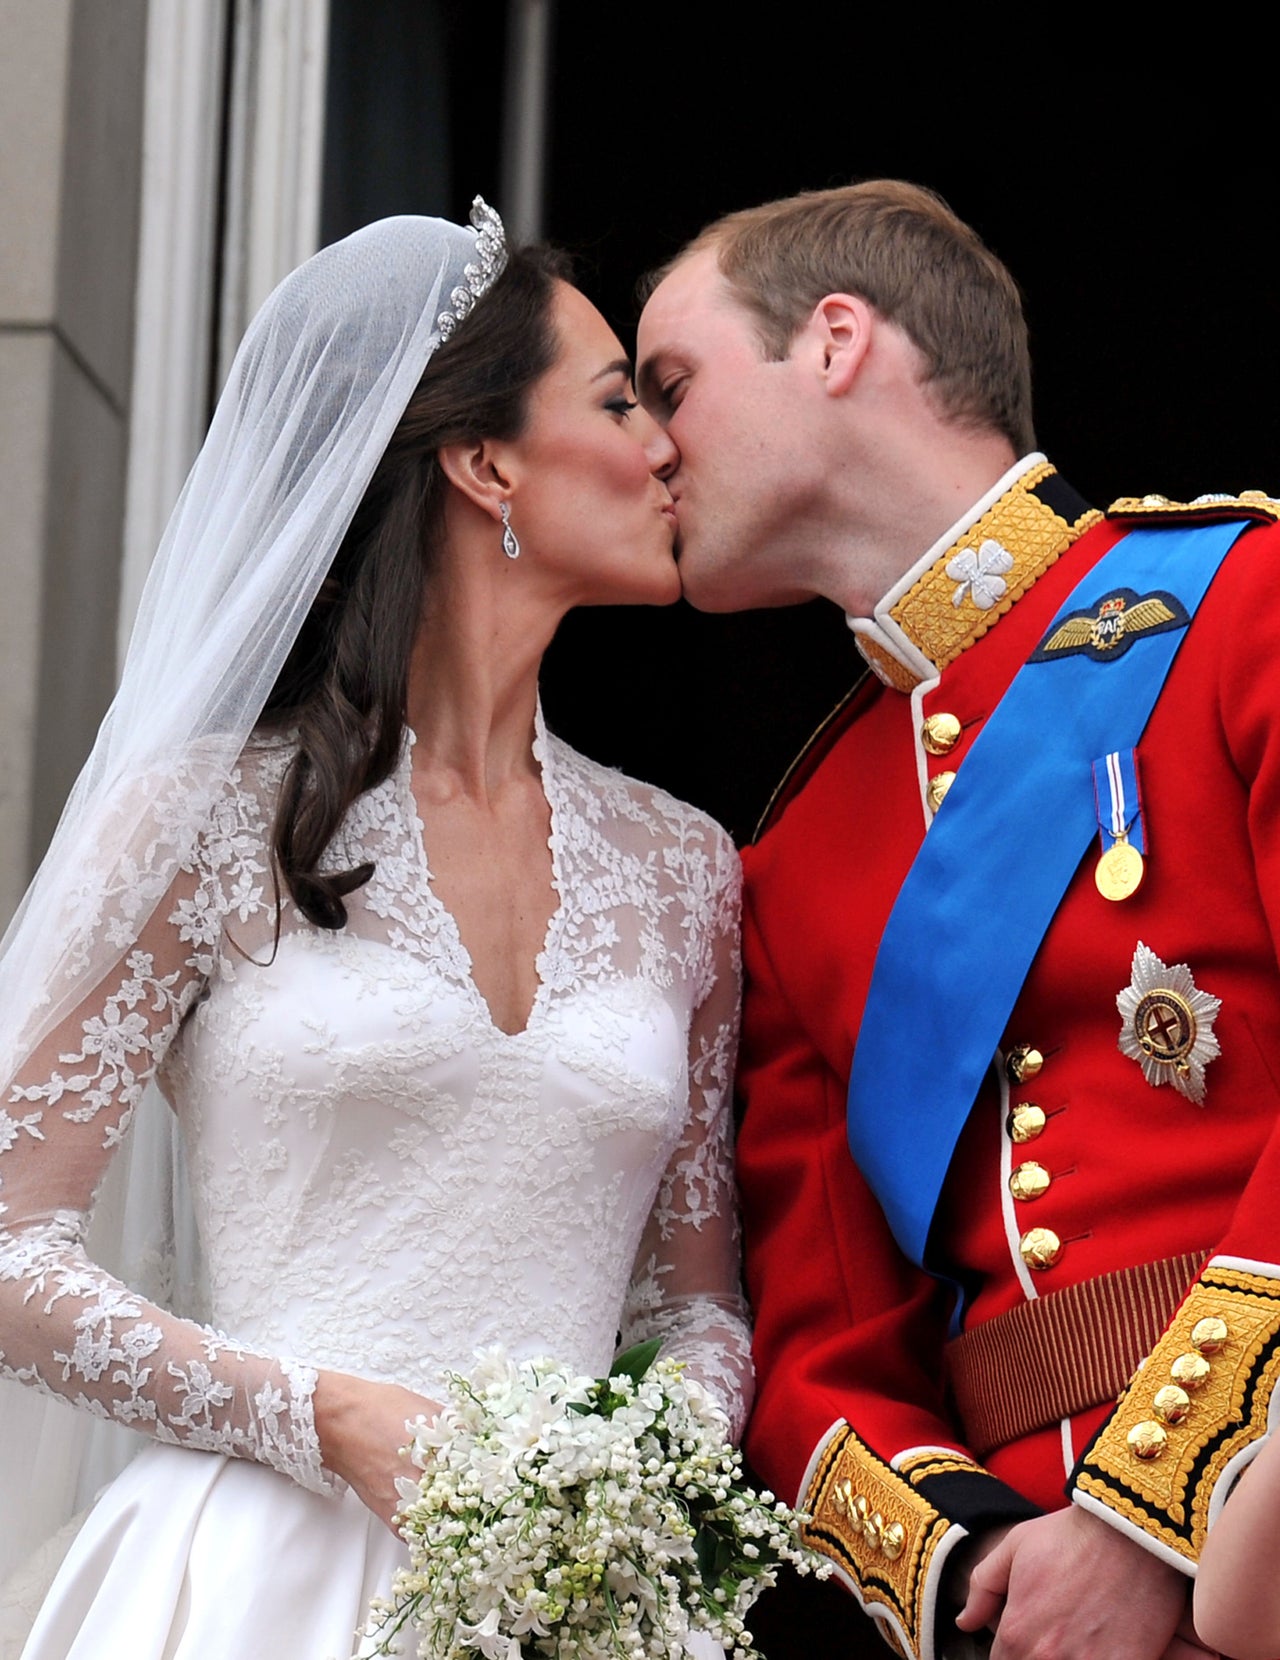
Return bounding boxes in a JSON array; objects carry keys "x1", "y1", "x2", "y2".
[
  {"x1": 610, "y1": 1338, "x2": 661, "y2": 1387},
  {"x1": 694, "y1": 1524, "x2": 719, "y2": 1581}
]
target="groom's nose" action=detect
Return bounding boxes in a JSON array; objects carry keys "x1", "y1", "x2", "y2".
[{"x1": 639, "y1": 410, "x2": 678, "y2": 478}]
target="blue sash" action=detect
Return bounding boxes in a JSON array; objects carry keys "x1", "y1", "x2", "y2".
[{"x1": 847, "y1": 521, "x2": 1248, "y2": 1268}]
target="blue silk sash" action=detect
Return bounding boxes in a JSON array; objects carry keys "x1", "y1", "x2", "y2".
[{"x1": 847, "y1": 521, "x2": 1249, "y2": 1268}]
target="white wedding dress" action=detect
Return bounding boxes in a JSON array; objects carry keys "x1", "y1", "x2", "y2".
[{"x1": 0, "y1": 712, "x2": 750, "y2": 1659}]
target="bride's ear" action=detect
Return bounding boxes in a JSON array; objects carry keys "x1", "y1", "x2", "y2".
[{"x1": 437, "y1": 439, "x2": 513, "y2": 521}]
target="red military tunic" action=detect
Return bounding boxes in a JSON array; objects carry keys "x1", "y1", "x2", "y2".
[{"x1": 737, "y1": 455, "x2": 1280, "y2": 1660}]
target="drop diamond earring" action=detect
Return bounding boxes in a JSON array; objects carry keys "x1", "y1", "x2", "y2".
[{"x1": 500, "y1": 501, "x2": 520, "y2": 560}]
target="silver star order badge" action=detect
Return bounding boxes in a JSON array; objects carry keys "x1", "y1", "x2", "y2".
[{"x1": 1116, "y1": 942, "x2": 1221, "y2": 1105}]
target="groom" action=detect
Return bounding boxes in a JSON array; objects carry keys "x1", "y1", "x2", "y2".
[{"x1": 637, "y1": 181, "x2": 1280, "y2": 1660}]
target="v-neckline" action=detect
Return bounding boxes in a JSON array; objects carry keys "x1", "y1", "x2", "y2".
[{"x1": 397, "y1": 702, "x2": 566, "y2": 1040}]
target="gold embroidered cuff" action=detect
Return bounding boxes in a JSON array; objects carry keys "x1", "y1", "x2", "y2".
[
  {"x1": 1072, "y1": 1263, "x2": 1280, "y2": 1566},
  {"x1": 801, "y1": 1426, "x2": 962, "y2": 1660}
]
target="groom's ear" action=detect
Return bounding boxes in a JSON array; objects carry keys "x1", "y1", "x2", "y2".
[
  {"x1": 437, "y1": 439, "x2": 514, "y2": 516},
  {"x1": 803, "y1": 292, "x2": 874, "y2": 398}
]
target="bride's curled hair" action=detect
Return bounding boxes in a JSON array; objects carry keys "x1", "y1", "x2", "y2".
[{"x1": 258, "y1": 243, "x2": 571, "y2": 929}]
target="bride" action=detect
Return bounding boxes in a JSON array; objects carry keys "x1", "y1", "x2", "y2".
[{"x1": 0, "y1": 202, "x2": 750, "y2": 1657}]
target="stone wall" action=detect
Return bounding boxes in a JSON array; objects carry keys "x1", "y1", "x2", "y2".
[{"x1": 0, "y1": 0, "x2": 148, "y2": 923}]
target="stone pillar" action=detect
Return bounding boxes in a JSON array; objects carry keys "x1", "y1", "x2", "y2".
[{"x1": 0, "y1": 0, "x2": 148, "y2": 924}]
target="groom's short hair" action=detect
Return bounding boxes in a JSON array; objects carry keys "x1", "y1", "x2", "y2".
[{"x1": 662, "y1": 179, "x2": 1035, "y2": 455}]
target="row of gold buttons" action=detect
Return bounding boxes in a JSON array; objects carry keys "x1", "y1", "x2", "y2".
[
  {"x1": 922, "y1": 712, "x2": 961, "y2": 813},
  {"x1": 1005, "y1": 1044, "x2": 1065, "y2": 1272},
  {"x1": 830, "y1": 1477, "x2": 907, "y2": 1561},
  {"x1": 1127, "y1": 1316, "x2": 1230, "y2": 1461}
]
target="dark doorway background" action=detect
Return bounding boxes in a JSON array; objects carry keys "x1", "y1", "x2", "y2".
[{"x1": 325, "y1": 3, "x2": 1280, "y2": 845}]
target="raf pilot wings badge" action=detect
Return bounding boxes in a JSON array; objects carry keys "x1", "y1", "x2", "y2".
[{"x1": 1028, "y1": 587, "x2": 1191, "y2": 664}]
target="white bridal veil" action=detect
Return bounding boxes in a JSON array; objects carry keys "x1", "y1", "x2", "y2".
[{"x1": 0, "y1": 201, "x2": 507, "y2": 1592}]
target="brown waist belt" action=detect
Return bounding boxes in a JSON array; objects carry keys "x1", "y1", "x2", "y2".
[{"x1": 946, "y1": 1250, "x2": 1209, "y2": 1459}]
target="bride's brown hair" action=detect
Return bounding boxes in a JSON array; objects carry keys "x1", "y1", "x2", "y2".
[{"x1": 258, "y1": 243, "x2": 571, "y2": 930}]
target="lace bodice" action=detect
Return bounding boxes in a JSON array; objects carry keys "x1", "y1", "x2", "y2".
[{"x1": 0, "y1": 718, "x2": 750, "y2": 1496}]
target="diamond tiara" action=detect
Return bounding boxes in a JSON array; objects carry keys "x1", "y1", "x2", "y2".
[{"x1": 437, "y1": 197, "x2": 509, "y2": 341}]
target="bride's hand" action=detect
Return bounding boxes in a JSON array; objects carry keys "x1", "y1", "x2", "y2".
[{"x1": 313, "y1": 1369, "x2": 441, "y2": 1530}]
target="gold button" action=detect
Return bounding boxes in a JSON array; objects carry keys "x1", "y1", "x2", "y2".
[
  {"x1": 869, "y1": 1510, "x2": 887, "y2": 1550},
  {"x1": 1019, "y1": 1226, "x2": 1062, "y2": 1270},
  {"x1": 880, "y1": 1520, "x2": 905, "y2": 1561},
  {"x1": 1127, "y1": 1420, "x2": 1168, "y2": 1460},
  {"x1": 1153, "y1": 1384, "x2": 1191, "y2": 1425},
  {"x1": 921, "y1": 712, "x2": 962, "y2": 756},
  {"x1": 1006, "y1": 1045, "x2": 1044, "y2": 1084},
  {"x1": 926, "y1": 771, "x2": 956, "y2": 812},
  {"x1": 1141, "y1": 494, "x2": 1169, "y2": 508},
  {"x1": 1008, "y1": 1103, "x2": 1046, "y2": 1143},
  {"x1": 1191, "y1": 1316, "x2": 1229, "y2": 1355},
  {"x1": 1009, "y1": 1160, "x2": 1051, "y2": 1201},
  {"x1": 1170, "y1": 1352, "x2": 1211, "y2": 1391},
  {"x1": 854, "y1": 1494, "x2": 878, "y2": 1548},
  {"x1": 1241, "y1": 489, "x2": 1272, "y2": 503},
  {"x1": 831, "y1": 1477, "x2": 853, "y2": 1514}
]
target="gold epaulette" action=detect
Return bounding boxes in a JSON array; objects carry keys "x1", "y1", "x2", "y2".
[
  {"x1": 1074, "y1": 1262, "x2": 1280, "y2": 1565},
  {"x1": 802, "y1": 1425, "x2": 965, "y2": 1660},
  {"x1": 1107, "y1": 490, "x2": 1280, "y2": 526}
]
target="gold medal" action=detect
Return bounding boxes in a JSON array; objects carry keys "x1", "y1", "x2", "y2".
[{"x1": 1095, "y1": 835, "x2": 1145, "y2": 901}]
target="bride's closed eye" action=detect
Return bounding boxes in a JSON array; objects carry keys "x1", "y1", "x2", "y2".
[{"x1": 604, "y1": 394, "x2": 638, "y2": 419}]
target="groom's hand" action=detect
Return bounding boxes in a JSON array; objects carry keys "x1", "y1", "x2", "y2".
[{"x1": 954, "y1": 1507, "x2": 1218, "y2": 1660}]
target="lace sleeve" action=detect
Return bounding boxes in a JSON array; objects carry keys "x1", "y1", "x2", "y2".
[
  {"x1": 620, "y1": 827, "x2": 754, "y2": 1439},
  {"x1": 0, "y1": 771, "x2": 332, "y2": 1494}
]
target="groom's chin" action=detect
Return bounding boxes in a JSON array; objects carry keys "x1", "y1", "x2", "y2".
[
  {"x1": 676, "y1": 553, "x2": 736, "y2": 614},
  {"x1": 677, "y1": 578, "x2": 736, "y2": 614},
  {"x1": 677, "y1": 561, "x2": 791, "y2": 614}
]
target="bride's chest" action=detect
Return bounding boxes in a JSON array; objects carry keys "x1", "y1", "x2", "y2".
[
  {"x1": 165, "y1": 741, "x2": 712, "y2": 1212},
  {"x1": 163, "y1": 925, "x2": 692, "y2": 1194}
]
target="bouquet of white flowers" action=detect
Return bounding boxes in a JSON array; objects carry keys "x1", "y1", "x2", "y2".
[{"x1": 362, "y1": 1340, "x2": 824, "y2": 1660}]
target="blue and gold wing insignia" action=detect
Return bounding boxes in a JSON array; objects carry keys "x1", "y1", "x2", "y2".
[
  {"x1": 1121, "y1": 598, "x2": 1178, "y2": 634},
  {"x1": 1039, "y1": 616, "x2": 1097, "y2": 654},
  {"x1": 1030, "y1": 588, "x2": 1191, "y2": 665}
]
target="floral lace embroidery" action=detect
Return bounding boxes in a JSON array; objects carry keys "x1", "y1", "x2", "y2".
[{"x1": 0, "y1": 724, "x2": 751, "y2": 1494}]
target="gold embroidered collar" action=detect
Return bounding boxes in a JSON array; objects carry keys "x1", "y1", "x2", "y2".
[{"x1": 848, "y1": 455, "x2": 1102, "y2": 693}]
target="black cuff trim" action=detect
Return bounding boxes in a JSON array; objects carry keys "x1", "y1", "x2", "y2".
[{"x1": 912, "y1": 1467, "x2": 1041, "y2": 1537}]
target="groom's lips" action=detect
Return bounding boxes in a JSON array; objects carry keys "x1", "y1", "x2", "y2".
[{"x1": 666, "y1": 497, "x2": 684, "y2": 558}]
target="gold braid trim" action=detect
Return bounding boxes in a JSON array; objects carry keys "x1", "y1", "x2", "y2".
[
  {"x1": 1107, "y1": 490, "x2": 1280, "y2": 525},
  {"x1": 802, "y1": 1425, "x2": 953, "y2": 1657},
  {"x1": 855, "y1": 633, "x2": 921, "y2": 696},
  {"x1": 896, "y1": 1450, "x2": 982, "y2": 1484},
  {"x1": 1074, "y1": 1266, "x2": 1280, "y2": 1563},
  {"x1": 887, "y1": 459, "x2": 1102, "y2": 673}
]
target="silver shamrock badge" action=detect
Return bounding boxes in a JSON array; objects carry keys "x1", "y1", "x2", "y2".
[
  {"x1": 1116, "y1": 942, "x2": 1221, "y2": 1105},
  {"x1": 947, "y1": 538, "x2": 1015, "y2": 611}
]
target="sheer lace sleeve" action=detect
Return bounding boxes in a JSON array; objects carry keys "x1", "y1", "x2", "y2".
[
  {"x1": 0, "y1": 767, "x2": 331, "y2": 1493},
  {"x1": 620, "y1": 825, "x2": 754, "y2": 1439}
]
